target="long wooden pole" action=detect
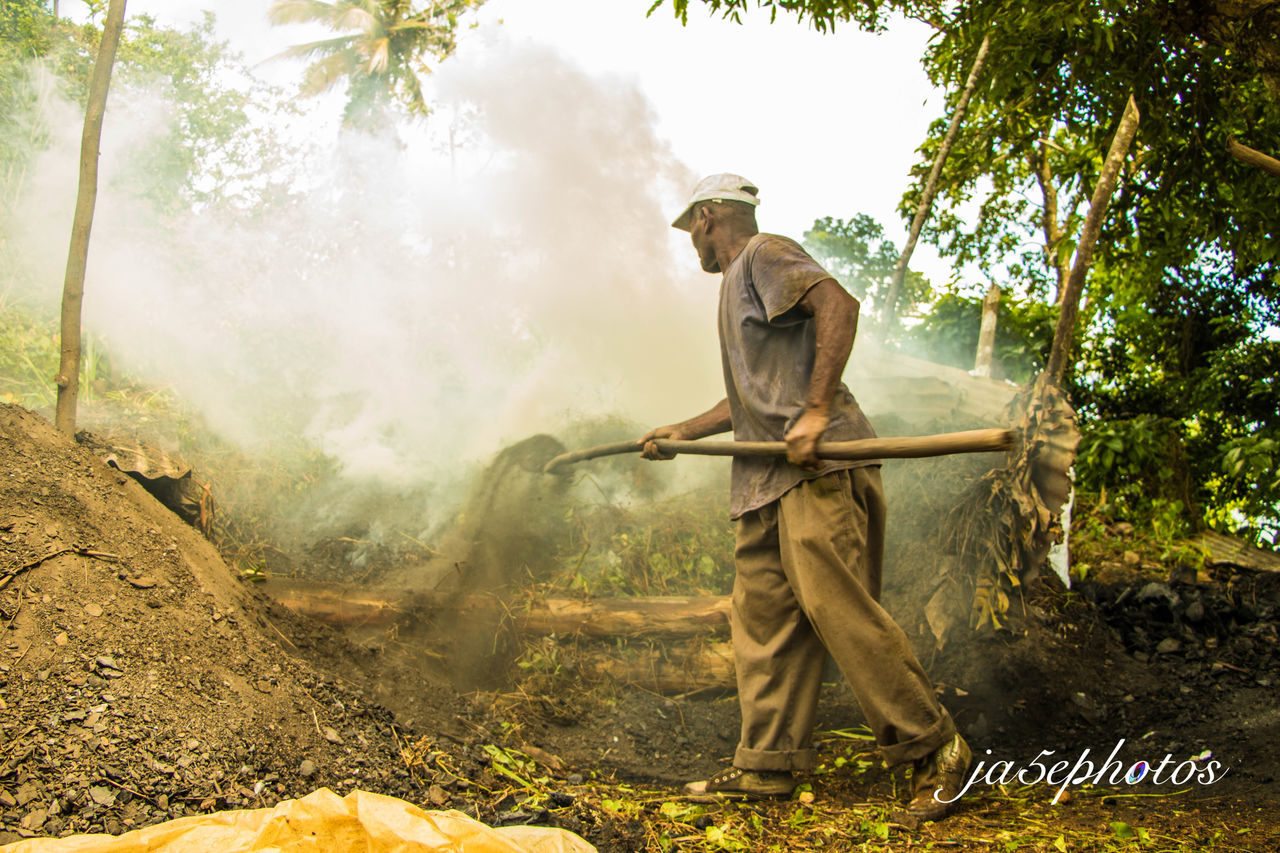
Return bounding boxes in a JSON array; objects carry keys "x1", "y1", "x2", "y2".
[
  {"x1": 1227, "y1": 136, "x2": 1280, "y2": 179},
  {"x1": 55, "y1": 0, "x2": 127, "y2": 435},
  {"x1": 543, "y1": 427, "x2": 1014, "y2": 473},
  {"x1": 1045, "y1": 94, "x2": 1140, "y2": 384},
  {"x1": 882, "y1": 32, "x2": 991, "y2": 333}
]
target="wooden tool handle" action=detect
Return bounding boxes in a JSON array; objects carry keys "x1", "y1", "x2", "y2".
[{"x1": 543, "y1": 428, "x2": 1015, "y2": 473}]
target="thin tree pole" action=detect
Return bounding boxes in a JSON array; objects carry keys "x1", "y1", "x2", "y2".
[
  {"x1": 1046, "y1": 94, "x2": 1140, "y2": 384},
  {"x1": 882, "y1": 32, "x2": 991, "y2": 333},
  {"x1": 1227, "y1": 136, "x2": 1280, "y2": 179},
  {"x1": 974, "y1": 283, "x2": 1001, "y2": 377},
  {"x1": 54, "y1": 0, "x2": 127, "y2": 435}
]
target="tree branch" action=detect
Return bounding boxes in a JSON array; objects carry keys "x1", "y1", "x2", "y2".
[
  {"x1": 883, "y1": 32, "x2": 991, "y2": 333},
  {"x1": 1227, "y1": 136, "x2": 1280, "y2": 179},
  {"x1": 1046, "y1": 95, "x2": 1141, "y2": 384}
]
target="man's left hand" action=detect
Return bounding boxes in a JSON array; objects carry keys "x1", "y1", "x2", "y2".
[{"x1": 785, "y1": 409, "x2": 830, "y2": 471}]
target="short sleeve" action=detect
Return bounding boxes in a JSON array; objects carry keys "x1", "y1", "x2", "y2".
[{"x1": 747, "y1": 235, "x2": 836, "y2": 323}]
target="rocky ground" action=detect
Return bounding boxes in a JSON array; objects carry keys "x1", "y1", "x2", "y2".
[{"x1": 2, "y1": 401, "x2": 1278, "y2": 851}]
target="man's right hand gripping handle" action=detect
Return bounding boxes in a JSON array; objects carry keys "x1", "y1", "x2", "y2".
[
  {"x1": 639, "y1": 425, "x2": 684, "y2": 460},
  {"x1": 638, "y1": 398, "x2": 733, "y2": 461}
]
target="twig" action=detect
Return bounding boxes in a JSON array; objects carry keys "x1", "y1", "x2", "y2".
[
  {"x1": 99, "y1": 777, "x2": 158, "y2": 806},
  {"x1": 311, "y1": 708, "x2": 323, "y2": 738},
  {"x1": 12, "y1": 643, "x2": 33, "y2": 667},
  {"x1": 260, "y1": 614, "x2": 298, "y2": 650},
  {"x1": 1, "y1": 546, "x2": 121, "y2": 591}
]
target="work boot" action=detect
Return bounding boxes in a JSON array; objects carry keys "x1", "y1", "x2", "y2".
[
  {"x1": 683, "y1": 766, "x2": 795, "y2": 798},
  {"x1": 907, "y1": 733, "x2": 972, "y2": 821}
]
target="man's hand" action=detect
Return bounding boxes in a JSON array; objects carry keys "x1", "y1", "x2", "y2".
[
  {"x1": 639, "y1": 425, "x2": 684, "y2": 461},
  {"x1": 785, "y1": 408, "x2": 830, "y2": 471}
]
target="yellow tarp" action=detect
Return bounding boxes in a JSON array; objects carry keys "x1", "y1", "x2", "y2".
[{"x1": 0, "y1": 788, "x2": 595, "y2": 853}]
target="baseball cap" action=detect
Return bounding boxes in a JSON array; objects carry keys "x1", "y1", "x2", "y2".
[{"x1": 670, "y1": 173, "x2": 760, "y2": 231}]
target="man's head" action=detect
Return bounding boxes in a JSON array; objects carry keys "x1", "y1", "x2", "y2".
[{"x1": 672, "y1": 174, "x2": 761, "y2": 273}]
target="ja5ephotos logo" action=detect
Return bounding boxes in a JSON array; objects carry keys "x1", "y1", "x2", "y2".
[{"x1": 936, "y1": 740, "x2": 1227, "y2": 805}]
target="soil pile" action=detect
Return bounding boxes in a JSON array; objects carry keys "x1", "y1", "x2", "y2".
[{"x1": 0, "y1": 406, "x2": 619, "y2": 847}]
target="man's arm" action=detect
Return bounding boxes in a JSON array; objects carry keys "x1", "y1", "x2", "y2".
[
  {"x1": 785, "y1": 278, "x2": 859, "y2": 470},
  {"x1": 639, "y1": 398, "x2": 732, "y2": 460}
]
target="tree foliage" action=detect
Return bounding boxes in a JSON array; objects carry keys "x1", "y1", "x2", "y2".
[
  {"x1": 267, "y1": 0, "x2": 484, "y2": 130},
  {"x1": 1, "y1": 1, "x2": 303, "y2": 217},
  {"x1": 661, "y1": 0, "x2": 1280, "y2": 541},
  {"x1": 802, "y1": 214, "x2": 927, "y2": 318}
]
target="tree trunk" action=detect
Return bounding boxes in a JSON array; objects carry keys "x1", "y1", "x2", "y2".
[
  {"x1": 882, "y1": 32, "x2": 991, "y2": 333},
  {"x1": 1227, "y1": 136, "x2": 1280, "y2": 178},
  {"x1": 55, "y1": 0, "x2": 126, "y2": 436},
  {"x1": 264, "y1": 579, "x2": 733, "y2": 638},
  {"x1": 1046, "y1": 95, "x2": 1141, "y2": 384},
  {"x1": 577, "y1": 640, "x2": 736, "y2": 694},
  {"x1": 973, "y1": 283, "x2": 1001, "y2": 377},
  {"x1": 1031, "y1": 142, "x2": 1071, "y2": 302}
]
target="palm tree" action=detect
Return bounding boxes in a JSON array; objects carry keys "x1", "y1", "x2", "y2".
[{"x1": 267, "y1": 0, "x2": 483, "y2": 130}]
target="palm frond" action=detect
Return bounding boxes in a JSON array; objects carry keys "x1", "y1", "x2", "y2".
[
  {"x1": 301, "y1": 51, "x2": 361, "y2": 97},
  {"x1": 366, "y1": 37, "x2": 391, "y2": 74},
  {"x1": 267, "y1": 0, "x2": 345, "y2": 27},
  {"x1": 337, "y1": 6, "x2": 380, "y2": 35},
  {"x1": 270, "y1": 35, "x2": 361, "y2": 63}
]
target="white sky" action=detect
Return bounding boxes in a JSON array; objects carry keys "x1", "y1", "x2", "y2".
[{"x1": 103, "y1": 0, "x2": 959, "y2": 285}]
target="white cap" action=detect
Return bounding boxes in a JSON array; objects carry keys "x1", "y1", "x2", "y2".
[{"x1": 670, "y1": 173, "x2": 760, "y2": 231}]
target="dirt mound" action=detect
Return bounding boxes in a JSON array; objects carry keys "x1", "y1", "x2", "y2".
[{"x1": 0, "y1": 406, "x2": 493, "y2": 843}]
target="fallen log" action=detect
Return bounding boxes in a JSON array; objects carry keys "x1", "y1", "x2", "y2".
[
  {"x1": 263, "y1": 578, "x2": 731, "y2": 638},
  {"x1": 576, "y1": 640, "x2": 736, "y2": 693},
  {"x1": 518, "y1": 595, "x2": 730, "y2": 637}
]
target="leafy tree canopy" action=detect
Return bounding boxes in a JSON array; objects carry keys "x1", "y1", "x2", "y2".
[
  {"x1": 267, "y1": 0, "x2": 485, "y2": 130},
  {"x1": 1, "y1": 0, "x2": 303, "y2": 215},
  {"x1": 656, "y1": 0, "x2": 1280, "y2": 542}
]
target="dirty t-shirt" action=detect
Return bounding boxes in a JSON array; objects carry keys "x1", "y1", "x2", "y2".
[{"x1": 718, "y1": 233, "x2": 879, "y2": 519}]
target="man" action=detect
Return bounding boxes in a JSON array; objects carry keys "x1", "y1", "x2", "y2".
[{"x1": 639, "y1": 174, "x2": 970, "y2": 820}]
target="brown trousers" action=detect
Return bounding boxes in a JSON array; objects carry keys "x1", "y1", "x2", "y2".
[{"x1": 731, "y1": 466, "x2": 955, "y2": 771}]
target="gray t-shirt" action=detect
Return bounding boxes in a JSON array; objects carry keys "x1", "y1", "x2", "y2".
[{"x1": 718, "y1": 233, "x2": 879, "y2": 519}]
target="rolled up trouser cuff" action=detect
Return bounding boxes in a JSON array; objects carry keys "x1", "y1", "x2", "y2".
[
  {"x1": 734, "y1": 745, "x2": 817, "y2": 772},
  {"x1": 877, "y1": 710, "x2": 957, "y2": 768}
]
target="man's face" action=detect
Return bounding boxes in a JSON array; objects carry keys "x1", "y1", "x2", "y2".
[{"x1": 689, "y1": 206, "x2": 721, "y2": 273}]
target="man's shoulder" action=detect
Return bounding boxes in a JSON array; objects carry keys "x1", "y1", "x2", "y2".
[{"x1": 742, "y1": 233, "x2": 827, "y2": 279}]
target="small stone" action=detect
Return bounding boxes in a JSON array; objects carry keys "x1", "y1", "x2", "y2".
[
  {"x1": 566, "y1": 773, "x2": 584, "y2": 785},
  {"x1": 88, "y1": 786, "x2": 116, "y2": 807},
  {"x1": 1114, "y1": 522, "x2": 1135, "y2": 537},
  {"x1": 54, "y1": 632, "x2": 68, "y2": 647},
  {"x1": 84, "y1": 603, "x2": 103, "y2": 618},
  {"x1": 323, "y1": 727, "x2": 343, "y2": 745},
  {"x1": 128, "y1": 576, "x2": 157, "y2": 590},
  {"x1": 1123, "y1": 551, "x2": 1141, "y2": 567},
  {"x1": 1137, "y1": 582, "x2": 1178, "y2": 606},
  {"x1": 1156, "y1": 638, "x2": 1182, "y2": 655},
  {"x1": 1185, "y1": 601, "x2": 1205, "y2": 622},
  {"x1": 427, "y1": 784, "x2": 448, "y2": 806},
  {"x1": 797, "y1": 791, "x2": 815, "y2": 805},
  {"x1": 299, "y1": 760, "x2": 317, "y2": 778}
]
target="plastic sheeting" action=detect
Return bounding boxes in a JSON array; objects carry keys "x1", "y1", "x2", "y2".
[{"x1": 0, "y1": 788, "x2": 596, "y2": 853}]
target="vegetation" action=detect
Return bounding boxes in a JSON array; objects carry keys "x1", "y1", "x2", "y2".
[
  {"x1": 678, "y1": 0, "x2": 1280, "y2": 545},
  {"x1": 266, "y1": 0, "x2": 485, "y2": 130}
]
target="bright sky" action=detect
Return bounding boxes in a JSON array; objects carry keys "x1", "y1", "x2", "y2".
[{"x1": 105, "y1": 0, "x2": 959, "y2": 285}]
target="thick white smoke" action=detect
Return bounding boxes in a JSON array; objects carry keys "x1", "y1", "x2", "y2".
[{"x1": 11, "y1": 36, "x2": 725, "y2": 486}]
